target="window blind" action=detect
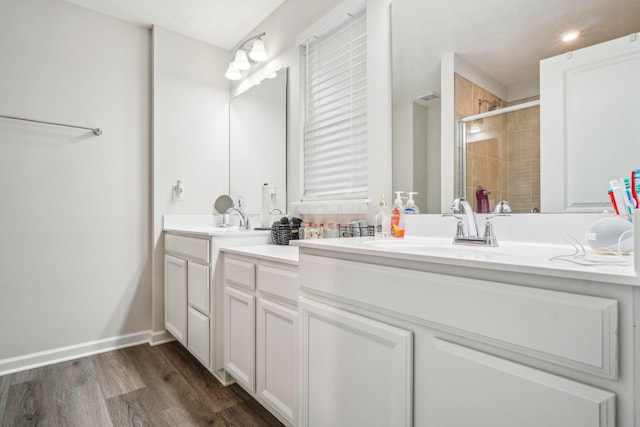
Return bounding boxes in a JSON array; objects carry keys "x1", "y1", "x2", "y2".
[{"x1": 303, "y1": 6, "x2": 367, "y2": 200}]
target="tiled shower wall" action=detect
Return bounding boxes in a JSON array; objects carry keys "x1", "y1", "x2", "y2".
[
  {"x1": 454, "y1": 74, "x2": 540, "y2": 213},
  {"x1": 506, "y1": 104, "x2": 540, "y2": 213}
]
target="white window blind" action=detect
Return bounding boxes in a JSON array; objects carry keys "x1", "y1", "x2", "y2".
[{"x1": 303, "y1": 5, "x2": 367, "y2": 201}]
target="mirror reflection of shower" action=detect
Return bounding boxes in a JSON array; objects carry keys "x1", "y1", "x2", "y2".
[
  {"x1": 469, "y1": 99, "x2": 501, "y2": 134},
  {"x1": 459, "y1": 99, "x2": 540, "y2": 213}
]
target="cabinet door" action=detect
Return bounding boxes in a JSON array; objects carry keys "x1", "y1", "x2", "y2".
[
  {"x1": 426, "y1": 338, "x2": 615, "y2": 427},
  {"x1": 224, "y1": 286, "x2": 256, "y2": 392},
  {"x1": 299, "y1": 298, "x2": 412, "y2": 427},
  {"x1": 165, "y1": 254, "x2": 187, "y2": 344},
  {"x1": 187, "y1": 261, "x2": 210, "y2": 314},
  {"x1": 187, "y1": 306, "x2": 209, "y2": 366},
  {"x1": 257, "y1": 298, "x2": 297, "y2": 425}
]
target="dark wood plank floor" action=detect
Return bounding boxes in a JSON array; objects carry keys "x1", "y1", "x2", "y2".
[{"x1": 0, "y1": 341, "x2": 284, "y2": 427}]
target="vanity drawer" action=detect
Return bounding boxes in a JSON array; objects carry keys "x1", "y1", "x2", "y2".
[
  {"x1": 188, "y1": 261, "x2": 210, "y2": 313},
  {"x1": 300, "y1": 254, "x2": 618, "y2": 379},
  {"x1": 224, "y1": 256, "x2": 256, "y2": 291},
  {"x1": 257, "y1": 264, "x2": 298, "y2": 305},
  {"x1": 165, "y1": 234, "x2": 209, "y2": 264}
]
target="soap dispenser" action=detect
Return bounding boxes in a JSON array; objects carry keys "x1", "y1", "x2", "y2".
[
  {"x1": 405, "y1": 192, "x2": 420, "y2": 214},
  {"x1": 374, "y1": 194, "x2": 390, "y2": 238},
  {"x1": 390, "y1": 191, "x2": 406, "y2": 238}
]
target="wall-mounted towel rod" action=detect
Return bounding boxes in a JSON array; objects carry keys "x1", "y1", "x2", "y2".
[{"x1": 0, "y1": 114, "x2": 102, "y2": 136}]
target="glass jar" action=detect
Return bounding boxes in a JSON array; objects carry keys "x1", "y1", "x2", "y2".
[
  {"x1": 299, "y1": 222, "x2": 310, "y2": 240},
  {"x1": 324, "y1": 223, "x2": 339, "y2": 239},
  {"x1": 309, "y1": 223, "x2": 323, "y2": 239}
]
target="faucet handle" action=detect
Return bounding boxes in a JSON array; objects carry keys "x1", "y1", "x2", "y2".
[
  {"x1": 483, "y1": 214, "x2": 509, "y2": 245},
  {"x1": 443, "y1": 214, "x2": 465, "y2": 239},
  {"x1": 485, "y1": 213, "x2": 510, "y2": 223}
]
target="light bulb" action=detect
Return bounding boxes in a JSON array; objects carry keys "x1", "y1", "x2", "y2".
[
  {"x1": 225, "y1": 63, "x2": 242, "y2": 80},
  {"x1": 249, "y1": 39, "x2": 268, "y2": 62},
  {"x1": 561, "y1": 31, "x2": 580, "y2": 42},
  {"x1": 233, "y1": 49, "x2": 250, "y2": 70}
]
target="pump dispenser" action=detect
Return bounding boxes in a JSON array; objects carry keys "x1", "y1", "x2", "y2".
[
  {"x1": 374, "y1": 194, "x2": 390, "y2": 238},
  {"x1": 390, "y1": 191, "x2": 406, "y2": 238},
  {"x1": 405, "y1": 192, "x2": 420, "y2": 214}
]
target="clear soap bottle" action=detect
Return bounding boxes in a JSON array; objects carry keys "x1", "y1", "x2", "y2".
[
  {"x1": 374, "y1": 194, "x2": 390, "y2": 238},
  {"x1": 405, "y1": 192, "x2": 420, "y2": 214}
]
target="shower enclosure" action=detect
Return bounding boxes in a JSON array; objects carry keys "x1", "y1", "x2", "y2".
[{"x1": 458, "y1": 99, "x2": 540, "y2": 213}]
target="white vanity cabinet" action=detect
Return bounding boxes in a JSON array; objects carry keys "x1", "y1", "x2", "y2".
[
  {"x1": 299, "y1": 298, "x2": 413, "y2": 427},
  {"x1": 223, "y1": 256, "x2": 256, "y2": 391},
  {"x1": 297, "y1": 249, "x2": 636, "y2": 426},
  {"x1": 164, "y1": 234, "x2": 210, "y2": 364},
  {"x1": 163, "y1": 230, "x2": 270, "y2": 384},
  {"x1": 223, "y1": 251, "x2": 299, "y2": 426}
]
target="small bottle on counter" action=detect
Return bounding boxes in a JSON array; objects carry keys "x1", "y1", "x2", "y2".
[{"x1": 375, "y1": 194, "x2": 390, "y2": 238}]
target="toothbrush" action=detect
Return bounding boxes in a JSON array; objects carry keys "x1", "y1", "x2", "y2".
[
  {"x1": 631, "y1": 170, "x2": 640, "y2": 209},
  {"x1": 609, "y1": 180, "x2": 628, "y2": 217},
  {"x1": 621, "y1": 177, "x2": 634, "y2": 214},
  {"x1": 607, "y1": 188, "x2": 619, "y2": 215}
]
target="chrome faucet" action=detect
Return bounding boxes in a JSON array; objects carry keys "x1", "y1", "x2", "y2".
[
  {"x1": 225, "y1": 207, "x2": 251, "y2": 230},
  {"x1": 443, "y1": 198, "x2": 509, "y2": 246},
  {"x1": 494, "y1": 200, "x2": 512, "y2": 213},
  {"x1": 450, "y1": 198, "x2": 479, "y2": 238}
]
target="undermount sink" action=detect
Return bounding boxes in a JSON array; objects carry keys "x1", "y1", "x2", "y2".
[{"x1": 362, "y1": 238, "x2": 514, "y2": 257}]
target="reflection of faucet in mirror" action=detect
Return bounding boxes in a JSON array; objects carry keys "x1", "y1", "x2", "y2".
[{"x1": 494, "y1": 200, "x2": 512, "y2": 213}]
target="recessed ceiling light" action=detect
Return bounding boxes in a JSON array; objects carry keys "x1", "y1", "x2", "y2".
[{"x1": 562, "y1": 31, "x2": 580, "y2": 42}]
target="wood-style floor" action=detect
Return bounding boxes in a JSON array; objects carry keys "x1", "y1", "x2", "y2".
[{"x1": 0, "y1": 341, "x2": 284, "y2": 426}]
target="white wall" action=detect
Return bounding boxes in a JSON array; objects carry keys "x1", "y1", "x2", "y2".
[
  {"x1": 0, "y1": 0, "x2": 150, "y2": 362},
  {"x1": 151, "y1": 27, "x2": 231, "y2": 332}
]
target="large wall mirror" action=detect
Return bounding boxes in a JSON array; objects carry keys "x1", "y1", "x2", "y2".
[
  {"x1": 229, "y1": 67, "x2": 287, "y2": 216},
  {"x1": 391, "y1": 0, "x2": 640, "y2": 213}
]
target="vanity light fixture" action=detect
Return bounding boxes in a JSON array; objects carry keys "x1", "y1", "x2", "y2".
[
  {"x1": 225, "y1": 63, "x2": 242, "y2": 80},
  {"x1": 233, "y1": 49, "x2": 250, "y2": 71},
  {"x1": 225, "y1": 32, "x2": 268, "y2": 80},
  {"x1": 562, "y1": 31, "x2": 580, "y2": 42}
]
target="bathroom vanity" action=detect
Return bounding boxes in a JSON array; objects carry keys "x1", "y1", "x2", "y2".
[
  {"x1": 294, "y1": 228, "x2": 639, "y2": 427},
  {"x1": 165, "y1": 213, "x2": 639, "y2": 426},
  {"x1": 163, "y1": 215, "x2": 270, "y2": 384}
]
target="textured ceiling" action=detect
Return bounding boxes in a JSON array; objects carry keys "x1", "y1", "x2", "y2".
[
  {"x1": 392, "y1": 0, "x2": 640, "y2": 103},
  {"x1": 63, "y1": 0, "x2": 286, "y2": 49},
  {"x1": 64, "y1": 0, "x2": 640, "y2": 104}
]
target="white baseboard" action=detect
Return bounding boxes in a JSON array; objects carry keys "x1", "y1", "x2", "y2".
[
  {"x1": 0, "y1": 330, "x2": 173, "y2": 376},
  {"x1": 149, "y1": 330, "x2": 175, "y2": 346}
]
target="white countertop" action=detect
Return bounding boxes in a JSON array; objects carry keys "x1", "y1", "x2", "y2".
[
  {"x1": 293, "y1": 236, "x2": 638, "y2": 286},
  {"x1": 163, "y1": 214, "x2": 271, "y2": 237},
  {"x1": 222, "y1": 244, "x2": 299, "y2": 265}
]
